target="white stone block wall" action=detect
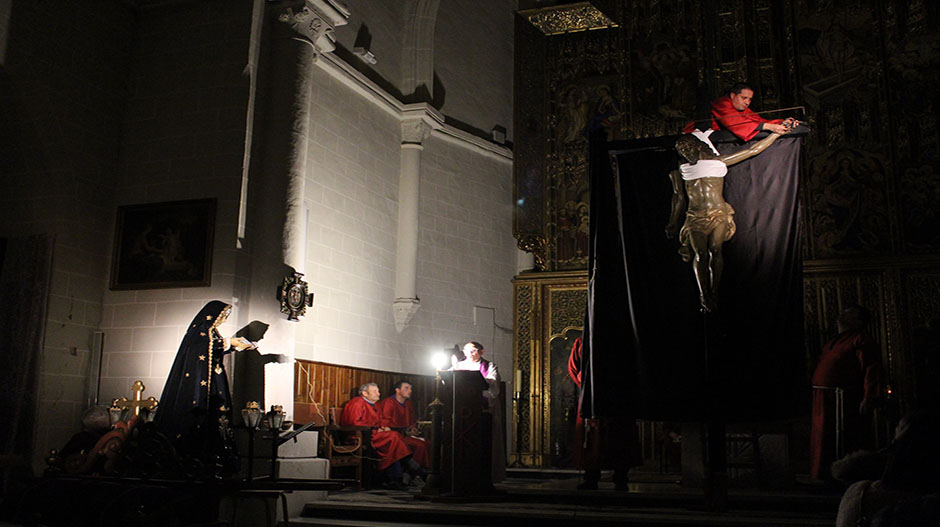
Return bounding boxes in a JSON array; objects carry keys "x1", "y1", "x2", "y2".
[
  {"x1": 297, "y1": 67, "x2": 403, "y2": 369},
  {"x1": 295, "y1": 61, "x2": 515, "y2": 380},
  {"x1": 412, "y1": 135, "x2": 515, "y2": 376}
]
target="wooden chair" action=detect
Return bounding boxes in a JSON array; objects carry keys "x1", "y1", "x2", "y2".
[{"x1": 320, "y1": 406, "x2": 374, "y2": 487}]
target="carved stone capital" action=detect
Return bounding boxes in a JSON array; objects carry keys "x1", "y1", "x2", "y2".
[
  {"x1": 393, "y1": 298, "x2": 421, "y2": 333},
  {"x1": 400, "y1": 103, "x2": 444, "y2": 145},
  {"x1": 278, "y1": 0, "x2": 350, "y2": 56},
  {"x1": 401, "y1": 120, "x2": 433, "y2": 145}
]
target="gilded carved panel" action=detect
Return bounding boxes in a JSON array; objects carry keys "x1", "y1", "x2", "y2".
[
  {"x1": 513, "y1": 281, "x2": 535, "y2": 460},
  {"x1": 547, "y1": 287, "x2": 588, "y2": 337},
  {"x1": 884, "y1": 2, "x2": 940, "y2": 254},
  {"x1": 901, "y1": 270, "x2": 940, "y2": 408},
  {"x1": 512, "y1": 272, "x2": 587, "y2": 467}
]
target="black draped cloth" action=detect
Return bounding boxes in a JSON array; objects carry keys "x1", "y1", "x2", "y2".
[
  {"x1": 581, "y1": 131, "x2": 806, "y2": 422},
  {"x1": 154, "y1": 300, "x2": 238, "y2": 471}
]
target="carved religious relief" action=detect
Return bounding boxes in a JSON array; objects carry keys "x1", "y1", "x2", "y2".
[
  {"x1": 277, "y1": 0, "x2": 350, "y2": 58},
  {"x1": 806, "y1": 148, "x2": 892, "y2": 258},
  {"x1": 899, "y1": 164, "x2": 940, "y2": 253},
  {"x1": 904, "y1": 271, "x2": 940, "y2": 408},
  {"x1": 544, "y1": 29, "x2": 623, "y2": 271}
]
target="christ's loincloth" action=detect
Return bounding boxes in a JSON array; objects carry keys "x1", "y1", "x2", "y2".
[{"x1": 678, "y1": 202, "x2": 735, "y2": 262}]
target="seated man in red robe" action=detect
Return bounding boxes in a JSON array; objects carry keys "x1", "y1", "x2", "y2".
[
  {"x1": 683, "y1": 82, "x2": 793, "y2": 142},
  {"x1": 569, "y1": 336, "x2": 643, "y2": 490},
  {"x1": 377, "y1": 380, "x2": 430, "y2": 470},
  {"x1": 341, "y1": 382, "x2": 416, "y2": 488}
]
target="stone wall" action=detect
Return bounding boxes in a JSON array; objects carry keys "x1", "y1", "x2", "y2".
[{"x1": 0, "y1": 0, "x2": 134, "y2": 470}]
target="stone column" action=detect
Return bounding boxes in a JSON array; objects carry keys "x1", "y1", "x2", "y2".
[
  {"x1": 393, "y1": 104, "x2": 442, "y2": 332},
  {"x1": 245, "y1": 0, "x2": 347, "y2": 416}
]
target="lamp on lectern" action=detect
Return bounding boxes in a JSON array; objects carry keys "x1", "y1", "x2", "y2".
[{"x1": 431, "y1": 351, "x2": 448, "y2": 371}]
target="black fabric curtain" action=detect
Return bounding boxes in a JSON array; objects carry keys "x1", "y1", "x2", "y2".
[
  {"x1": 581, "y1": 132, "x2": 805, "y2": 422},
  {"x1": 0, "y1": 234, "x2": 54, "y2": 470}
]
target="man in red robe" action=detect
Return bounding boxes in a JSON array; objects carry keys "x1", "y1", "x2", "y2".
[
  {"x1": 683, "y1": 82, "x2": 792, "y2": 141},
  {"x1": 341, "y1": 382, "x2": 413, "y2": 487},
  {"x1": 377, "y1": 380, "x2": 430, "y2": 468},
  {"x1": 810, "y1": 305, "x2": 884, "y2": 480},
  {"x1": 569, "y1": 336, "x2": 643, "y2": 490}
]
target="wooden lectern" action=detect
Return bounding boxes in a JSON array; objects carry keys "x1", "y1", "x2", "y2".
[{"x1": 438, "y1": 370, "x2": 492, "y2": 495}]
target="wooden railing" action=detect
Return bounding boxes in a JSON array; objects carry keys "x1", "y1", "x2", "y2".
[{"x1": 293, "y1": 360, "x2": 435, "y2": 426}]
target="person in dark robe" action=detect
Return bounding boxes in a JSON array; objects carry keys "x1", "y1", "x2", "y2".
[
  {"x1": 682, "y1": 82, "x2": 793, "y2": 141},
  {"x1": 341, "y1": 382, "x2": 418, "y2": 488},
  {"x1": 376, "y1": 380, "x2": 429, "y2": 469},
  {"x1": 153, "y1": 300, "x2": 254, "y2": 475},
  {"x1": 811, "y1": 305, "x2": 885, "y2": 481},
  {"x1": 568, "y1": 336, "x2": 643, "y2": 490}
]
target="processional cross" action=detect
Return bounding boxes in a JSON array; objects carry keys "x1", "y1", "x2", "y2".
[{"x1": 112, "y1": 380, "x2": 159, "y2": 417}]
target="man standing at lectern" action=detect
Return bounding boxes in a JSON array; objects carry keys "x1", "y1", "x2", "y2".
[
  {"x1": 377, "y1": 380, "x2": 430, "y2": 470},
  {"x1": 683, "y1": 82, "x2": 793, "y2": 141}
]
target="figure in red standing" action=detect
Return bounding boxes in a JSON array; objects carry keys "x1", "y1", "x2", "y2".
[
  {"x1": 568, "y1": 336, "x2": 643, "y2": 490},
  {"x1": 810, "y1": 305, "x2": 884, "y2": 480}
]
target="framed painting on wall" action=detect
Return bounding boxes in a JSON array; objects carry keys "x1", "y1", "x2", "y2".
[{"x1": 109, "y1": 198, "x2": 216, "y2": 290}]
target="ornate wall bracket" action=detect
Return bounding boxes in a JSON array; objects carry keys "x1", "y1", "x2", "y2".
[
  {"x1": 278, "y1": 0, "x2": 350, "y2": 57},
  {"x1": 520, "y1": 1, "x2": 617, "y2": 36},
  {"x1": 516, "y1": 234, "x2": 548, "y2": 272},
  {"x1": 393, "y1": 298, "x2": 421, "y2": 333},
  {"x1": 277, "y1": 271, "x2": 315, "y2": 321}
]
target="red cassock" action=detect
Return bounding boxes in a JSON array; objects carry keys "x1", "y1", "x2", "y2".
[
  {"x1": 376, "y1": 396, "x2": 430, "y2": 468},
  {"x1": 682, "y1": 95, "x2": 783, "y2": 142},
  {"x1": 341, "y1": 396, "x2": 412, "y2": 471},
  {"x1": 568, "y1": 337, "x2": 643, "y2": 471},
  {"x1": 809, "y1": 329, "x2": 884, "y2": 480}
]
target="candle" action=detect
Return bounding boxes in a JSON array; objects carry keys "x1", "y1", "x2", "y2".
[{"x1": 514, "y1": 369, "x2": 522, "y2": 389}]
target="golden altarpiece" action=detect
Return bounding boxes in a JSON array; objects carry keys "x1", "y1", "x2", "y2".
[{"x1": 511, "y1": 1, "x2": 940, "y2": 467}]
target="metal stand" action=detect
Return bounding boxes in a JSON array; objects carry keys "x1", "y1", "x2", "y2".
[
  {"x1": 246, "y1": 427, "x2": 256, "y2": 481},
  {"x1": 508, "y1": 391, "x2": 527, "y2": 468},
  {"x1": 422, "y1": 395, "x2": 444, "y2": 496},
  {"x1": 269, "y1": 427, "x2": 278, "y2": 480}
]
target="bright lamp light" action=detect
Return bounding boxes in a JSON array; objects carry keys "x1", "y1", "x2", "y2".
[{"x1": 431, "y1": 351, "x2": 448, "y2": 371}]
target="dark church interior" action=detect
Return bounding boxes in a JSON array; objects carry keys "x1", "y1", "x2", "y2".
[{"x1": 2, "y1": 0, "x2": 939, "y2": 525}]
